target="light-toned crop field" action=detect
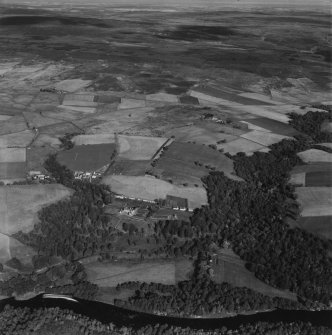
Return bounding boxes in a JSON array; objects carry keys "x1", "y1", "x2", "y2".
[
  {"x1": 61, "y1": 100, "x2": 98, "y2": 108},
  {"x1": 118, "y1": 135, "x2": 168, "y2": 160},
  {"x1": 295, "y1": 187, "x2": 332, "y2": 217},
  {"x1": 240, "y1": 130, "x2": 291, "y2": 146},
  {"x1": 44, "y1": 107, "x2": 97, "y2": 121},
  {"x1": 238, "y1": 92, "x2": 282, "y2": 105},
  {"x1": 239, "y1": 121, "x2": 271, "y2": 133},
  {"x1": 85, "y1": 259, "x2": 193, "y2": 287},
  {"x1": 297, "y1": 149, "x2": 332, "y2": 163},
  {"x1": 0, "y1": 130, "x2": 34, "y2": 148},
  {"x1": 218, "y1": 138, "x2": 264, "y2": 155},
  {"x1": 54, "y1": 79, "x2": 92, "y2": 92},
  {"x1": 0, "y1": 148, "x2": 26, "y2": 163},
  {"x1": 102, "y1": 175, "x2": 208, "y2": 209},
  {"x1": 0, "y1": 184, "x2": 73, "y2": 235},
  {"x1": 72, "y1": 133, "x2": 116, "y2": 145},
  {"x1": 146, "y1": 92, "x2": 178, "y2": 103}
]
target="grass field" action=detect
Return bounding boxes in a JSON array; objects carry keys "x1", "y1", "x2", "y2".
[
  {"x1": 0, "y1": 116, "x2": 27, "y2": 135},
  {"x1": 218, "y1": 138, "x2": 264, "y2": 155},
  {"x1": 33, "y1": 134, "x2": 61, "y2": 148},
  {"x1": 54, "y1": 79, "x2": 92, "y2": 92},
  {"x1": 118, "y1": 98, "x2": 146, "y2": 109},
  {"x1": 0, "y1": 130, "x2": 34, "y2": 148},
  {"x1": 289, "y1": 172, "x2": 306, "y2": 186},
  {"x1": 102, "y1": 175, "x2": 207, "y2": 209},
  {"x1": 85, "y1": 258, "x2": 193, "y2": 287},
  {"x1": 0, "y1": 148, "x2": 26, "y2": 163},
  {"x1": 246, "y1": 117, "x2": 300, "y2": 136},
  {"x1": 297, "y1": 149, "x2": 332, "y2": 163},
  {"x1": 0, "y1": 162, "x2": 26, "y2": 180},
  {"x1": 162, "y1": 141, "x2": 234, "y2": 175},
  {"x1": 165, "y1": 123, "x2": 237, "y2": 146},
  {"x1": 0, "y1": 184, "x2": 73, "y2": 235},
  {"x1": 118, "y1": 135, "x2": 168, "y2": 160},
  {"x1": 152, "y1": 157, "x2": 207, "y2": 186},
  {"x1": 23, "y1": 112, "x2": 60, "y2": 128},
  {"x1": 0, "y1": 233, "x2": 36, "y2": 267},
  {"x1": 72, "y1": 133, "x2": 115, "y2": 145},
  {"x1": 146, "y1": 92, "x2": 178, "y2": 103},
  {"x1": 26, "y1": 146, "x2": 57, "y2": 171},
  {"x1": 212, "y1": 249, "x2": 297, "y2": 301},
  {"x1": 240, "y1": 130, "x2": 291, "y2": 146},
  {"x1": 295, "y1": 187, "x2": 332, "y2": 217},
  {"x1": 108, "y1": 160, "x2": 150, "y2": 176},
  {"x1": 57, "y1": 143, "x2": 116, "y2": 172},
  {"x1": 291, "y1": 216, "x2": 332, "y2": 240}
]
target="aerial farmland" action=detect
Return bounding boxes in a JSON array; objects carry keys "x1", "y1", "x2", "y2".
[{"x1": 0, "y1": 3, "x2": 331, "y2": 331}]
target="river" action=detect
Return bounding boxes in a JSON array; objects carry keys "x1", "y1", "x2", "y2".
[{"x1": 0, "y1": 295, "x2": 331, "y2": 330}]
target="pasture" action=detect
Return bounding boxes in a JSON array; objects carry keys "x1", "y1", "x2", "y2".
[
  {"x1": 295, "y1": 187, "x2": 332, "y2": 217},
  {"x1": 85, "y1": 258, "x2": 193, "y2": 287},
  {"x1": 0, "y1": 130, "x2": 34, "y2": 148},
  {"x1": 0, "y1": 148, "x2": 26, "y2": 163},
  {"x1": 108, "y1": 160, "x2": 150, "y2": 176},
  {"x1": 0, "y1": 184, "x2": 73, "y2": 235},
  {"x1": 57, "y1": 143, "x2": 116, "y2": 172},
  {"x1": 0, "y1": 116, "x2": 27, "y2": 135},
  {"x1": 72, "y1": 133, "x2": 116, "y2": 145},
  {"x1": 23, "y1": 112, "x2": 60, "y2": 128},
  {"x1": 292, "y1": 216, "x2": 332, "y2": 240},
  {"x1": 152, "y1": 157, "x2": 207, "y2": 186},
  {"x1": 306, "y1": 171, "x2": 332, "y2": 187},
  {"x1": 163, "y1": 141, "x2": 234, "y2": 175},
  {"x1": 165, "y1": 123, "x2": 237, "y2": 146},
  {"x1": 102, "y1": 175, "x2": 208, "y2": 209},
  {"x1": 0, "y1": 162, "x2": 26, "y2": 180},
  {"x1": 218, "y1": 138, "x2": 264, "y2": 155},
  {"x1": 0, "y1": 233, "x2": 36, "y2": 267},
  {"x1": 118, "y1": 98, "x2": 146, "y2": 109},
  {"x1": 246, "y1": 117, "x2": 300, "y2": 136},
  {"x1": 240, "y1": 130, "x2": 291, "y2": 146},
  {"x1": 117, "y1": 135, "x2": 167, "y2": 160},
  {"x1": 54, "y1": 79, "x2": 92, "y2": 92},
  {"x1": 146, "y1": 92, "x2": 178, "y2": 103},
  {"x1": 212, "y1": 249, "x2": 296, "y2": 301}
]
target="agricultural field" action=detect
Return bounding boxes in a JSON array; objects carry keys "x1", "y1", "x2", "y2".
[
  {"x1": 0, "y1": 162, "x2": 26, "y2": 181},
  {"x1": 289, "y1": 216, "x2": 332, "y2": 240},
  {"x1": 212, "y1": 249, "x2": 297, "y2": 301},
  {"x1": 0, "y1": 184, "x2": 73, "y2": 235},
  {"x1": 54, "y1": 79, "x2": 92, "y2": 92},
  {"x1": 0, "y1": 233, "x2": 36, "y2": 267},
  {"x1": 295, "y1": 187, "x2": 332, "y2": 217},
  {"x1": 165, "y1": 122, "x2": 237, "y2": 146},
  {"x1": 0, "y1": 148, "x2": 26, "y2": 163},
  {"x1": 0, "y1": 130, "x2": 34, "y2": 148},
  {"x1": 297, "y1": 149, "x2": 332, "y2": 163},
  {"x1": 108, "y1": 160, "x2": 150, "y2": 176},
  {"x1": 240, "y1": 130, "x2": 291, "y2": 146},
  {"x1": 57, "y1": 143, "x2": 116, "y2": 172},
  {"x1": 85, "y1": 258, "x2": 193, "y2": 287},
  {"x1": 72, "y1": 133, "x2": 115, "y2": 146},
  {"x1": 218, "y1": 138, "x2": 265, "y2": 155},
  {"x1": 117, "y1": 135, "x2": 168, "y2": 160},
  {"x1": 102, "y1": 175, "x2": 208, "y2": 209}
]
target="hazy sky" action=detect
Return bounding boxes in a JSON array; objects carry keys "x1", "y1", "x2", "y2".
[{"x1": 0, "y1": 0, "x2": 330, "y2": 8}]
